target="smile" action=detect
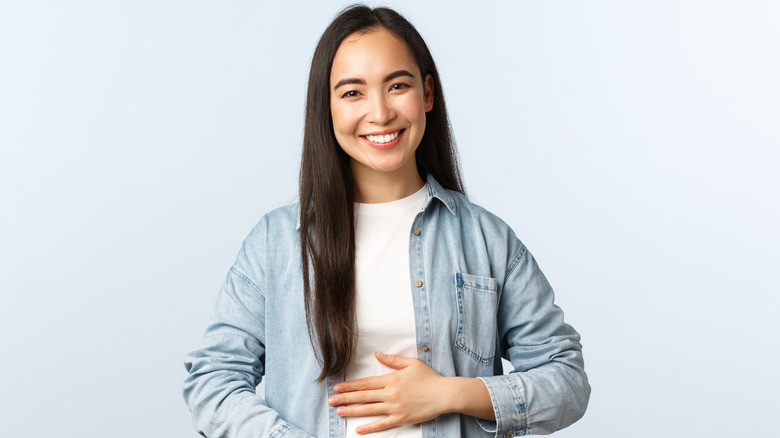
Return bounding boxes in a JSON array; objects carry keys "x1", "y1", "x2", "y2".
[
  {"x1": 364, "y1": 130, "x2": 401, "y2": 143},
  {"x1": 361, "y1": 129, "x2": 404, "y2": 150}
]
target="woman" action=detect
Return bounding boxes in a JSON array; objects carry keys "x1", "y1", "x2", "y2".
[{"x1": 183, "y1": 5, "x2": 589, "y2": 437}]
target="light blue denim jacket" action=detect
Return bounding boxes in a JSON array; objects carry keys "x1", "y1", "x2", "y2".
[{"x1": 183, "y1": 177, "x2": 590, "y2": 437}]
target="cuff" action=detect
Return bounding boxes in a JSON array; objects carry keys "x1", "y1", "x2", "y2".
[
  {"x1": 268, "y1": 422, "x2": 315, "y2": 438},
  {"x1": 477, "y1": 375, "x2": 528, "y2": 437}
]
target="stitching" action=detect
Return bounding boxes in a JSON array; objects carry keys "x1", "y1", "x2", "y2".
[
  {"x1": 509, "y1": 377, "x2": 528, "y2": 434},
  {"x1": 229, "y1": 266, "x2": 265, "y2": 302},
  {"x1": 505, "y1": 244, "x2": 527, "y2": 277},
  {"x1": 454, "y1": 273, "x2": 496, "y2": 366},
  {"x1": 458, "y1": 272, "x2": 497, "y2": 291},
  {"x1": 268, "y1": 422, "x2": 288, "y2": 438}
]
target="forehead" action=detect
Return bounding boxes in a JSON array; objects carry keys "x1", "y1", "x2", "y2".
[{"x1": 330, "y1": 28, "x2": 418, "y2": 82}]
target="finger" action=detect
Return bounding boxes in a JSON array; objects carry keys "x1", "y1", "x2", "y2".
[
  {"x1": 329, "y1": 389, "x2": 384, "y2": 406},
  {"x1": 355, "y1": 417, "x2": 397, "y2": 435},
  {"x1": 374, "y1": 351, "x2": 417, "y2": 370},
  {"x1": 334, "y1": 375, "x2": 386, "y2": 393},
  {"x1": 335, "y1": 402, "x2": 388, "y2": 417}
]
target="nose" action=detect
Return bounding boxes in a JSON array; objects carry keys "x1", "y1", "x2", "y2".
[{"x1": 366, "y1": 94, "x2": 396, "y2": 125}]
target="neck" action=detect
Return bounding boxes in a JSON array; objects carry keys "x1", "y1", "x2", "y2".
[{"x1": 352, "y1": 165, "x2": 425, "y2": 204}]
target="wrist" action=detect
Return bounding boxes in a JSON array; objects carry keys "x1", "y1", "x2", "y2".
[
  {"x1": 441, "y1": 377, "x2": 495, "y2": 420},
  {"x1": 441, "y1": 377, "x2": 468, "y2": 414}
]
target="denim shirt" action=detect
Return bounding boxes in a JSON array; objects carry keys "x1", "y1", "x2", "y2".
[{"x1": 183, "y1": 177, "x2": 590, "y2": 437}]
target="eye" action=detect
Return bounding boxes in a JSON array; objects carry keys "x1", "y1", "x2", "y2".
[
  {"x1": 341, "y1": 90, "x2": 361, "y2": 98},
  {"x1": 390, "y1": 83, "x2": 410, "y2": 91}
]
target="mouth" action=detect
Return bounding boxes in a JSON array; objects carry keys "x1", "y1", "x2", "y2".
[{"x1": 361, "y1": 129, "x2": 404, "y2": 149}]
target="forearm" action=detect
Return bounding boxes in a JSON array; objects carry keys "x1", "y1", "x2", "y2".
[
  {"x1": 184, "y1": 336, "x2": 315, "y2": 438},
  {"x1": 184, "y1": 373, "x2": 312, "y2": 438},
  {"x1": 443, "y1": 377, "x2": 496, "y2": 421},
  {"x1": 480, "y1": 360, "x2": 590, "y2": 435}
]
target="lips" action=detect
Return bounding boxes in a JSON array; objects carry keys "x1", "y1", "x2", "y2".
[{"x1": 361, "y1": 129, "x2": 405, "y2": 150}]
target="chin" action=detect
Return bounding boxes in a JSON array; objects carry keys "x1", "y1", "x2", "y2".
[{"x1": 368, "y1": 165, "x2": 406, "y2": 174}]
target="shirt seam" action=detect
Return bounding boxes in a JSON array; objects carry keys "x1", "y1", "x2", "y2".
[
  {"x1": 505, "y1": 244, "x2": 527, "y2": 277},
  {"x1": 229, "y1": 266, "x2": 265, "y2": 302}
]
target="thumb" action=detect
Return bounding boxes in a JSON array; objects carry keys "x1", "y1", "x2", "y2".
[{"x1": 375, "y1": 351, "x2": 415, "y2": 370}]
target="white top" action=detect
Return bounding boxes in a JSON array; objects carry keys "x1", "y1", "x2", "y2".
[{"x1": 345, "y1": 184, "x2": 427, "y2": 438}]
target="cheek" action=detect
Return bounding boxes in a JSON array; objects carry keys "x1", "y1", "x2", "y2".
[
  {"x1": 404, "y1": 93, "x2": 427, "y2": 121},
  {"x1": 330, "y1": 103, "x2": 359, "y2": 135}
]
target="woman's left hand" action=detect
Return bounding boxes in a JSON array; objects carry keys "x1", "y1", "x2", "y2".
[{"x1": 328, "y1": 351, "x2": 450, "y2": 434}]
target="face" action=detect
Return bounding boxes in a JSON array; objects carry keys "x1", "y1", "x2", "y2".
[{"x1": 330, "y1": 28, "x2": 434, "y2": 187}]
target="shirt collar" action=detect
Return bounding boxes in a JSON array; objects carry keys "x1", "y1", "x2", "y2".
[{"x1": 422, "y1": 175, "x2": 457, "y2": 215}]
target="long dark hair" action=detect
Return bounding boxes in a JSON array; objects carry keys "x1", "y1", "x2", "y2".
[{"x1": 299, "y1": 4, "x2": 464, "y2": 381}]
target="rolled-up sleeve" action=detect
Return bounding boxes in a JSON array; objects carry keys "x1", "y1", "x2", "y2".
[{"x1": 476, "y1": 243, "x2": 590, "y2": 436}]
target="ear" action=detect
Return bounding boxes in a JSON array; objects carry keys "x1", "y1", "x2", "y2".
[{"x1": 423, "y1": 74, "x2": 434, "y2": 112}]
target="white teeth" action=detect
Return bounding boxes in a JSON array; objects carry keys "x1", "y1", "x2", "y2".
[{"x1": 365, "y1": 130, "x2": 400, "y2": 143}]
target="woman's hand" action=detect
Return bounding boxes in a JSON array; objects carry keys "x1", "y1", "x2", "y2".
[{"x1": 327, "y1": 351, "x2": 451, "y2": 434}]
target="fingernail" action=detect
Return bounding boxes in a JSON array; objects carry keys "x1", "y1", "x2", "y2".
[
  {"x1": 333, "y1": 384, "x2": 343, "y2": 392},
  {"x1": 328, "y1": 396, "x2": 338, "y2": 405},
  {"x1": 336, "y1": 407, "x2": 346, "y2": 415},
  {"x1": 377, "y1": 351, "x2": 386, "y2": 358},
  {"x1": 355, "y1": 427, "x2": 364, "y2": 434}
]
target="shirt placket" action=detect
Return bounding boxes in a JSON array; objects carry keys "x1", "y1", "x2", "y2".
[
  {"x1": 327, "y1": 375, "x2": 345, "y2": 437},
  {"x1": 408, "y1": 212, "x2": 436, "y2": 438}
]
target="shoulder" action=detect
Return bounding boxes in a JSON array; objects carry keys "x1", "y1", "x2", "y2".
[
  {"x1": 447, "y1": 189, "x2": 517, "y2": 237},
  {"x1": 426, "y1": 176, "x2": 515, "y2": 235},
  {"x1": 438, "y1": 188, "x2": 528, "y2": 274},
  {"x1": 244, "y1": 202, "x2": 299, "y2": 241},
  {"x1": 235, "y1": 202, "x2": 300, "y2": 266}
]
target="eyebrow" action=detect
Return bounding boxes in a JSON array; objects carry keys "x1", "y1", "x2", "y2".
[{"x1": 333, "y1": 69, "x2": 415, "y2": 90}]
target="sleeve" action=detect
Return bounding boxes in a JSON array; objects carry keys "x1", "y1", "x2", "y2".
[
  {"x1": 476, "y1": 243, "x2": 590, "y2": 436},
  {"x1": 182, "y1": 265, "x2": 314, "y2": 438}
]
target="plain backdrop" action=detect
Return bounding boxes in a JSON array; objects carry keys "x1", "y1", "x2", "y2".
[{"x1": 1, "y1": 1, "x2": 778, "y2": 437}]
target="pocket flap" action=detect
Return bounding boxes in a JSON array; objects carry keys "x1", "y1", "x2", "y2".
[{"x1": 456, "y1": 272, "x2": 497, "y2": 293}]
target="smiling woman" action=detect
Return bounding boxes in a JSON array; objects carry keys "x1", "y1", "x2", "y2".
[
  {"x1": 183, "y1": 5, "x2": 590, "y2": 438},
  {"x1": 329, "y1": 28, "x2": 433, "y2": 203}
]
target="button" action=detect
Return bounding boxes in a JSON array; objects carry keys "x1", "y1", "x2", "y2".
[
  {"x1": 413, "y1": 228, "x2": 420, "y2": 235},
  {"x1": 414, "y1": 280, "x2": 423, "y2": 288},
  {"x1": 420, "y1": 344, "x2": 429, "y2": 352},
  {"x1": 505, "y1": 430, "x2": 514, "y2": 436}
]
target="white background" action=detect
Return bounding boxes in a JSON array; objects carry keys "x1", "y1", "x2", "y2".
[{"x1": 1, "y1": 1, "x2": 778, "y2": 436}]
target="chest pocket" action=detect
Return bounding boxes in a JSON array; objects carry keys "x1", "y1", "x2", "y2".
[{"x1": 454, "y1": 272, "x2": 498, "y2": 366}]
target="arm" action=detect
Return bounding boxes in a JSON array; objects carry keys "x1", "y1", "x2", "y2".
[
  {"x1": 182, "y1": 266, "x2": 314, "y2": 438},
  {"x1": 328, "y1": 352, "x2": 495, "y2": 434},
  {"x1": 476, "y1": 244, "x2": 590, "y2": 436},
  {"x1": 327, "y1": 246, "x2": 589, "y2": 436}
]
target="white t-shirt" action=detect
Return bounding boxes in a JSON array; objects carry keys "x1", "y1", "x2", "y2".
[{"x1": 344, "y1": 184, "x2": 427, "y2": 438}]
